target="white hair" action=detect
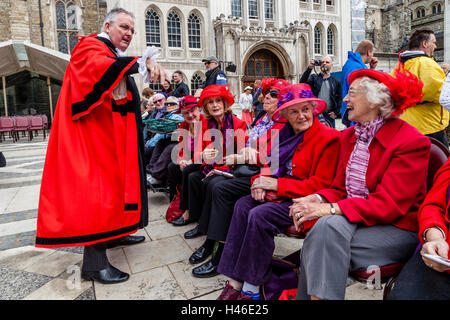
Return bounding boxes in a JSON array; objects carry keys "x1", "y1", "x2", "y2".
[
  {"x1": 102, "y1": 8, "x2": 135, "y2": 31},
  {"x1": 357, "y1": 76, "x2": 395, "y2": 118}
]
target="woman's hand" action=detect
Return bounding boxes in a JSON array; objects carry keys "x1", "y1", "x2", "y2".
[
  {"x1": 179, "y1": 159, "x2": 192, "y2": 171},
  {"x1": 289, "y1": 201, "x2": 330, "y2": 232},
  {"x1": 251, "y1": 176, "x2": 278, "y2": 192},
  {"x1": 146, "y1": 59, "x2": 169, "y2": 85},
  {"x1": 421, "y1": 230, "x2": 450, "y2": 273},
  {"x1": 251, "y1": 187, "x2": 266, "y2": 202},
  {"x1": 239, "y1": 147, "x2": 259, "y2": 165},
  {"x1": 202, "y1": 148, "x2": 219, "y2": 162},
  {"x1": 292, "y1": 194, "x2": 323, "y2": 205},
  {"x1": 223, "y1": 154, "x2": 244, "y2": 166}
]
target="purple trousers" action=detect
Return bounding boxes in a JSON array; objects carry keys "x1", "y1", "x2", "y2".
[{"x1": 217, "y1": 194, "x2": 294, "y2": 286}]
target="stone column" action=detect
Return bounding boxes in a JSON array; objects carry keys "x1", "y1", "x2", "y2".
[{"x1": 445, "y1": 0, "x2": 450, "y2": 62}]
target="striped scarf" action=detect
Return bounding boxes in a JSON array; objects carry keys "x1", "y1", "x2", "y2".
[{"x1": 345, "y1": 116, "x2": 385, "y2": 199}]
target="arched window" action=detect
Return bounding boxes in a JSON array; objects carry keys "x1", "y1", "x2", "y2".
[
  {"x1": 167, "y1": 11, "x2": 182, "y2": 48},
  {"x1": 56, "y1": 0, "x2": 78, "y2": 54},
  {"x1": 188, "y1": 14, "x2": 201, "y2": 49},
  {"x1": 327, "y1": 27, "x2": 334, "y2": 55},
  {"x1": 231, "y1": 0, "x2": 242, "y2": 17},
  {"x1": 314, "y1": 26, "x2": 322, "y2": 55},
  {"x1": 145, "y1": 8, "x2": 161, "y2": 47},
  {"x1": 422, "y1": 8, "x2": 425, "y2": 17},
  {"x1": 438, "y1": 4, "x2": 442, "y2": 13},
  {"x1": 191, "y1": 73, "x2": 204, "y2": 95},
  {"x1": 433, "y1": 6, "x2": 437, "y2": 14}
]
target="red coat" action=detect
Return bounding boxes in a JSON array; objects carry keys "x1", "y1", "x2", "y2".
[
  {"x1": 36, "y1": 35, "x2": 147, "y2": 248},
  {"x1": 195, "y1": 114, "x2": 248, "y2": 169},
  {"x1": 417, "y1": 157, "x2": 450, "y2": 262},
  {"x1": 318, "y1": 118, "x2": 431, "y2": 232}
]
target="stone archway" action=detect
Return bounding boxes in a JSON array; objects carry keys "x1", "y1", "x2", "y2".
[{"x1": 242, "y1": 41, "x2": 294, "y2": 89}]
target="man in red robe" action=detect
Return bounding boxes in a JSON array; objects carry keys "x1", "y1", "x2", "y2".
[{"x1": 35, "y1": 8, "x2": 168, "y2": 284}]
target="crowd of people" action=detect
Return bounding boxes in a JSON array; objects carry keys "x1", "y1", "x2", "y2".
[{"x1": 35, "y1": 7, "x2": 450, "y2": 301}]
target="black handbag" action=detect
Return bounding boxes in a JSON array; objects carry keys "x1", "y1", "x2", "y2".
[
  {"x1": 232, "y1": 164, "x2": 260, "y2": 178},
  {"x1": 0, "y1": 152, "x2": 5, "y2": 167}
]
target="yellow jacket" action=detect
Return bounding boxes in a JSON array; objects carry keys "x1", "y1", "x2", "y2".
[{"x1": 391, "y1": 55, "x2": 448, "y2": 135}]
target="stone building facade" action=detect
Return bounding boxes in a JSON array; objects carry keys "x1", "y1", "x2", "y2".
[{"x1": 365, "y1": 0, "x2": 446, "y2": 69}]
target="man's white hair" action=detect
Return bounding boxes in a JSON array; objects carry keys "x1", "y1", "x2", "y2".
[{"x1": 102, "y1": 8, "x2": 135, "y2": 31}]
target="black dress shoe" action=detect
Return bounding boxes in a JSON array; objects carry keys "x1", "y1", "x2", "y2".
[
  {"x1": 172, "y1": 216, "x2": 194, "y2": 227},
  {"x1": 82, "y1": 264, "x2": 129, "y2": 284},
  {"x1": 106, "y1": 235, "x2": 145, "y2": 249},
  {"x1": 184, "y1": 226, "x2": 204, "y2": 239},
  {"x1": 189, "y1": 245, "x2": 213, "y2": 265},
  {"x1": 192, "y1": 259, "x2": 219, "y2": 278}
]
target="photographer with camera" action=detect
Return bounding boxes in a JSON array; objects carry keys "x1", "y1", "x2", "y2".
[{"x1": 299, "y1": 56, "x2": 341, "y2": 128}]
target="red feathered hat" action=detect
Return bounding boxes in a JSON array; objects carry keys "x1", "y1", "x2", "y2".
[
  {"x1": 198, "y1": 85, "x2": 235, "y2": 108},
  {"x1": 261, "y1": 78, "x2": 291, "y2": 94},
  {"x1": 348, "y1": 68, "x2": 424, "y2": 116}
]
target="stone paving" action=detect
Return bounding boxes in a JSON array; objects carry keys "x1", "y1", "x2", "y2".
[{"x1": 0, "y1": 128, "x2": 383, "y2": 300}]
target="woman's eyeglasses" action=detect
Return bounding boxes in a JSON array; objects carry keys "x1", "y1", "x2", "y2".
[
  {"x1": 165, "y1": 103, "x2": 178, "y2": 107},
  {"x1": 264, "y1": 90, "x2": 279, "y2": 98}
]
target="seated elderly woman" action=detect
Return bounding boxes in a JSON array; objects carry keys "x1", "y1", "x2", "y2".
[
  {"x1": 145, "y1": 96, "x2": 184, "y2": 185},
  {"x1": 290, "y1": 68, "x2": 431, "y2": 300},
  {"x1": 216, "y1": 83, "x2": 341, "y2": 300},
  {"x1": 167, "y1": 96, "x2": 204, "y2": 209},
  {"x1": 172, "y1": 85, "x2": 248, "y2": 227},
  {"x1": 187, "y1": 78, "x2": 291, "y2": 277},
  {"x1": 389, "y1": 157, "x2": 450, "y2": 300}
]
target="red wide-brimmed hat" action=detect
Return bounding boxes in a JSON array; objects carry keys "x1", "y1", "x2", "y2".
[
  {"x1": 176, "y1": 95, "x2": 199, "y2": 114},
  {"x1": 198, "y1": 85, "x2": 235, "y2": 107},
  {"x1": 347, "y1": 68, "x2": 424, "y2": 116},
  {"x1": 261, "y1": 78, "x2": 291, "y2": 94},
  {"x1": 272, "y1": 83, "x2": 327, "y2": 121}
]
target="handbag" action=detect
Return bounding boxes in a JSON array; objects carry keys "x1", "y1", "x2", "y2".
[
  {"x1": 165, "y1": 189, "x2": 184, "y2": 223},
  {"x1": 232, "y1": 164, "x2": 260, "y2": 178},
  {"x1": 260, "y1": 250, "x2": 300, "y2": 300}
]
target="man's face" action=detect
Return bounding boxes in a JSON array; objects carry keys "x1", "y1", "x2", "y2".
[
  {"x1": 320, "y1": 57, "x2": 333, "y2": 73},
  {"x1": 105, "y1": 13, "x2": 135, "y2": 52},
  {"x1": 205, "y1": 60, "x2": 218, "y2": 71},
  {"x1": 423, "y1": 34, "x2": 437, "y2": 57},
  {"x1": 173, "y1": 73, "x2": 182, "y2": 84}
]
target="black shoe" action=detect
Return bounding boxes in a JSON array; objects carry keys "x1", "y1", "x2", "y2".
[
  {"x1": 184, "y1": 226, "x2": 204, "y2": 239},
  {"x1": 192, "y1": 259, "x2": 219, "y2": 278},
  {"x1": 82, "y1": 264, "x2": 129, "y2": 284},
  {"x1": 189, "y1": 245, "x2": 213, "y2": 265},
  {"x1": 106, "y1": 235, "x2": 145, "y2": 249},
  {"x1": 172, "y1": 216, "x2": 194, "y2": 227}
]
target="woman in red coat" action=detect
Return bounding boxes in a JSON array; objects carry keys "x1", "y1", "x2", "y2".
[
  {"x1": 216, "y1": 83, "x2": 341, "y2": 300},
  {"x1": 175, "y1": 85, "x2": 248, "y2": 229},
  {"x1": 291, "y1": 68, "x2": 431, "y2": 300},
  {"x1": 389, "y1": 157, "x2": 450, "y2": 300}
]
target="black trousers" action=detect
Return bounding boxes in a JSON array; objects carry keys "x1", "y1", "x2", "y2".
[
  {"x1": 389, "y1": 251, "x2": 450, "y2": 300},
  {"x1": 188, "y1": 171, "x2": 229, "y2": 222},
  {"x1": 82, "y1": 242, "x2": 109, "y2": 272},
  {"x1": 147, "y1": 139, "x2": 177, "y2": 181},
  {"x1": 199, "y1": 176, "x2": 252, "y2": 241},
  {"x1": 167, "y1": 163, "x2": 202, "y2": 210},
  {"x1": 426, "y1": 130, "x2": 449, "y2": 148}
]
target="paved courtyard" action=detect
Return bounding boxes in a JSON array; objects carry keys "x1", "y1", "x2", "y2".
[{"x1": 0, "y1": 129, "x2": 383, "y2": 300}]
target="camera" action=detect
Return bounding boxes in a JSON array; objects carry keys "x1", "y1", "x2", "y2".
[{"x1": 314, "y1": 59, "x2": 322, "y2": 66}]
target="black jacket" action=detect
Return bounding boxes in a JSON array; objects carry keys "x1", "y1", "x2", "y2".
[
  {"x1": 299, "y1": 68, "x2": 342, "y2": 117},
  {"x1": 172, "y1": 81, "x2": 190, "y2": 98}
]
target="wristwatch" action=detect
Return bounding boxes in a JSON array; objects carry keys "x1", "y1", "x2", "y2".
[{"x1": 329, "y1": 203, "x2": 336, "y2": 215}]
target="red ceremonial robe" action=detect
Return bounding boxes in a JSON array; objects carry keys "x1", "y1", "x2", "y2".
[{"x1": 36, "y1": 34, "x2": 148, "y2": 248}]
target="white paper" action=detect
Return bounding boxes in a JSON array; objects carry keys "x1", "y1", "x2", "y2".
[{"x1": 422, "y1": 254, "x2": 450, "y2": 267}]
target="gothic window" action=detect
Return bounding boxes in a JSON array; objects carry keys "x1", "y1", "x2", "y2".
[
  {"x1": 438, "y1": 4, "x2": 442, "y2": 13},
  {"x1": 249, "y1": 0, "x2": 258, "y2": 19},
  {"x1": 167, "y1": 11, "x2": 182, "y2": 48},
  {"x1": 188, "y1": 13, "x2": 201, "y2": 49},
  {"x1": 56, "y1": 0, "x2": 78, "y2": 54},
  {"x1": 327, "y1": 27, "x2": 334, "y2": 55},
  {"x1": 265, "y1": 0, "x2": 274, "y2": 20},
  {"x1": 231, "y1": 0, "x2": 242, "y2": 17},
  {"x1": 314, "y1": 26, "x2": 322, "y2": 55},
  {"x1": 422, "y1": 8, "x2": 425, "y2": 17},
  {"x1": 191, "y1": 73, "x2": 204, "y2": 95},
  {"x1": 145, "y1": 8, "x2": 161, "y2": 47}
]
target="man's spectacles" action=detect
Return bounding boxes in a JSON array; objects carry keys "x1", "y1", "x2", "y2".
[
  {"x1": 204, "y1": 61, "x2": 214, "y2": 66},
  {"x1": 264, "y1": 90, "x2": 279, "y2": 98},
  {"x1": 118, "y1": 23, "x2": 135, "y2": 35},
  {"x1": 153, "y1": 99, "x2": 165, "y2": 104}
]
